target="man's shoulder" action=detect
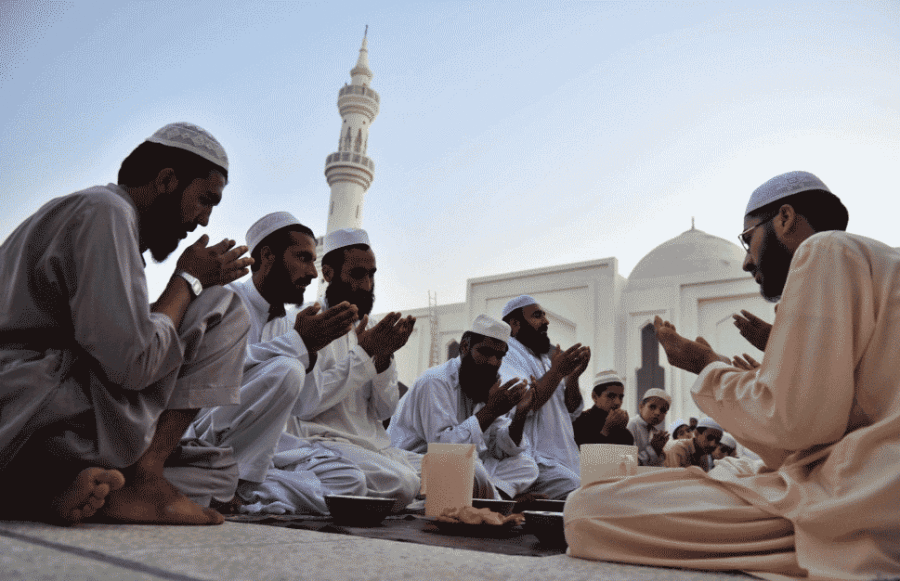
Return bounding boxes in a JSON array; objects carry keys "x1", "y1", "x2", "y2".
[{"x1": 412, "y1": 358, "x2": 459, "y2": 390}]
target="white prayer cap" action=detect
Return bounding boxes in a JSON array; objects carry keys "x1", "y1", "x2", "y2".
[
  {"x1": 640, "y1": 388, "x2": 671, "y2": 404},
  {"x1": 669, "y1": 418, "x2": 688, "y2": 433},
  {"x1": 593, "y1": 370, "x2": 624, "y2": 388},
  {"x1": 146, "y1": 122, "x2": 229, "y2": 172},
  {"x1": 501, "y1": 295, "x2": 537, "y2": 319},
  {"x1": 720, "y1": 433, "x2": 737, "y2": 449},
  {"x1": 323, "y1": 228, "x2": 371, "y2": 256},
  {"x1": 697, "y1": 417, "x2": 724, "y2": 432},
  {"x1": 745, "y1": 171, "x2": 831, "y2": 216},
  {"x1": 470, "y1": 315, "x2": 511, "y2": 343},
  {"x1": 246, "y1": 211, "x2": 302, "y2": 255}
]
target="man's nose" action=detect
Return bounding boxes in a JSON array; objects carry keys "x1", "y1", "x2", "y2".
[
  {"x1": 742, "y1": 252, "x2": 754, "y2": 272},
  {"x1": 360, "y1": 275, "x2": 373, "y2": 291}
]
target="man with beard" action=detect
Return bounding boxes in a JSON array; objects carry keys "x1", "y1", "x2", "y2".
[
  {"x1": 285, "y1": 228, "x2": 420, "y2": 510},
  {"x1": 566, "y1": 171, "x2": 900, "y2": 580},
  {"x1": 388, "y1": 315, "x2": 539, "y2": 499},
  {"x1": 185, "y1": 212, "x2": 367, "y2": 513},
  {"x1": 498, "y1": 296, "x2": 591, "y2": 500},
  {"x1": 0, "y1": 123, "x2": 253, "y2": 525}
]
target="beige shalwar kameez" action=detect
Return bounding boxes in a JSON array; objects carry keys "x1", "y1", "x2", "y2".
[{"x1": 565, "y1": 232, "x2": 900, "y2": 581}]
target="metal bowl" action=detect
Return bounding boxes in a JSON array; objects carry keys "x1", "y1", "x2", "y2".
[
  {"x1": 523, "y1": 510, "x2": 567, "y2": 547},
  {"x1": 324, "y1": 495, "x2": 395, "y2": 526},
  {"x1": 471, "y1": 498, "x2": 517, "y2": 516}
]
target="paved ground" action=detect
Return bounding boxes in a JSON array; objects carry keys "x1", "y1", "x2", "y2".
[{"x1": 0, "y1": 519, "x2": 754, "y2": 581}]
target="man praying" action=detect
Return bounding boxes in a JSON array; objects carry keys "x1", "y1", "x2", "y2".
[
  {"x1": 388, "y1": 315, "x2": 539, "y2": 499},
  {"x1": 0, "y1": 123, "x2": 252, "y2": 525},
  {"x1": 285, "y1": 228, "x2": 420, "y2": 510},
  {"x1": 498, "y1": 295, "x2": 591, "y2": 500},
  {"x1": 565, "y1": 171, "x2": 900, "y2": 580}
]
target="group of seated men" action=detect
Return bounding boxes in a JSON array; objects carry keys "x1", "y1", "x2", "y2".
[{"x1": 0, "y1": 122, "x2": 897, "y2": 580}]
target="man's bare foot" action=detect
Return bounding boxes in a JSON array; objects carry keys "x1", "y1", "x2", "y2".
[
  {"x1": 210, "y1": 495, "x2": 245, "y2": 515},
  {"x1": 52, "y1": 467, "x2": 126, "y2": 524},
  {"x1": 102, "y1": 472, "x2": 223, "y2": 525}
]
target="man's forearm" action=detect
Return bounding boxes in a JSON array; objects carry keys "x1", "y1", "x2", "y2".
[
  {"x1": 508, "y1": 411, "x2": 526, "y2": 446},
  {"x1": 151, "y1": 274, "x2": 192, "y2": 330},
  {"x1": 530, "y1": 369, "x2": 564, "y2": 410},
  {"x1": 563, "y1": 375, "x2": 582, "y2": 413}
]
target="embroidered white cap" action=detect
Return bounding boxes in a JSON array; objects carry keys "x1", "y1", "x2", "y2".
[
  {"x1": 745, "y1": 171, "x2": 831, "y2": 216},
  {"x1": 471, "y1": 315, "x2": 511, "y2": 343},
  {"x1": 146, "y1": 122, "x2": 229, "y2": 172},
  {"x1": 697, "y1": 417, "x2": 724, "y2": 432},
  {"x1": 246, "y1": 211, "x2": 302, "y2": 255},
  {"x1": 720, "y1": 433, "x2": 737, "y2": 449},
  {"x1": 323, "y1": 228, "x2": 370, "y2": 256},
  {"x1": 640, "y1": 388, "x2": 671, "y2": 404},
  {"x1": 501, "y1": 295, "x2": 538, "y2": 319},
  {"x1": 593, "y1": 370, "x2": 624, "y2": 388},
  {"x1": 669, "y1": 418, "x2": 688, "y2": 433}
]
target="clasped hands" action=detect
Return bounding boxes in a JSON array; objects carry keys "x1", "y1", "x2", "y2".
[{"x1": 177, "y1": 235, "x2": 254, "y2": 287}]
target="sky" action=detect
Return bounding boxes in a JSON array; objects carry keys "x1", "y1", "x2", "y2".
[{"x1": 1, "y1": 0, "x2": 898, "y2": 314}]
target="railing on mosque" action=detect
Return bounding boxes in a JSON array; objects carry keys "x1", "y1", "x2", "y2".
[
  {"x1": 338, "y1": 85, "x2": 380, "y2": 103},
  {"x1": 325, "y1": 152, "x2": 376, "y2": 171}
]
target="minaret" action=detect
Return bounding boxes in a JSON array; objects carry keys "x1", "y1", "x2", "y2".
[{"x1": 323, "y1": 30, "x2": 379, "y2": 234}]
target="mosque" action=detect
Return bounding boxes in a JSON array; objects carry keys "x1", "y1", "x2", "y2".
[{"x1": 319, "y1": 35, "x2": 775, "y2": 423}]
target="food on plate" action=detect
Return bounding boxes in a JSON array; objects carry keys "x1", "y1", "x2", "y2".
[{"x1": 436, "y1": 506, "x2": 525, "y2": 526}]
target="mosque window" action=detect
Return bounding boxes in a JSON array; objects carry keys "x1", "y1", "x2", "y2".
[{"x1": 636, "y1": 322, "x2": 664, "y2": 407}]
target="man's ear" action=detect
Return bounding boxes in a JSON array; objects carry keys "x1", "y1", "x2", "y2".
[
  {"x1": 458, "y1": 337, "x2": 470, "y2": 358},
  {"x1": 259, "y1": 245, "x2": 276, "y2": 272},
  {"x1": 153, "y1": 167, "x2": 179, "y2": 195},
  {"x1": 321, "y1": 263, "x2": 334, "y2": 283}
]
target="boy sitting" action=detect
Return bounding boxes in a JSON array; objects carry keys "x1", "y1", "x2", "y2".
[
  {"x1": 669, "y1": 419, "x2": 693, "y2": 440},
  {"x1": 663, "y1": 418, "x2": 723, "y2": 471},
  {"x1": 626, "y1": 388, "x2": 671, "y2": 466},
  {"x1": 573, "y1": 371, "x2": 634, "y2": 447}
]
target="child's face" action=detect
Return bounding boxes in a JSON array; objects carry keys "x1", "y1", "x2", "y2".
[
  {"x1": 674, "y1": 425, "x2": 692, "y2": 440},
  {"x1": 695, "y1": 428, "x2": 723, "y2": 454},
  {"x1": 639, "y1": 397, "x2": 669, "y2": 426},
  {"x1": 592, "y1": 383, "x2": 625, "y2": 412}
]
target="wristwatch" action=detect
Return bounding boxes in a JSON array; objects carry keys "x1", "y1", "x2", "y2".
[{"x1": 175, "y1": 270, "x2": 203, "y2": 298}]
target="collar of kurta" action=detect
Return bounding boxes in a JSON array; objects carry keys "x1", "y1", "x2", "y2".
[
  {"x1": 241, "y1": 277, "x2": 276, "y2": 319},
  {"x1": 635, "y1": 415, "x2": 663, "y2": 431}
]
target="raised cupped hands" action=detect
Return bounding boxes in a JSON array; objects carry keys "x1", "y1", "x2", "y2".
[
  {"x1": 176, "y1": 235, "x2": 254, "y2": 288},
  {"x1": 294, "y1": 301, "x2": 359, "y2": 353}
]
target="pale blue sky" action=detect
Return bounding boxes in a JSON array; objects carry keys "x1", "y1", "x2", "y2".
[{"x1": 2, "y1": 0, "x2": 898, "y2": 313}]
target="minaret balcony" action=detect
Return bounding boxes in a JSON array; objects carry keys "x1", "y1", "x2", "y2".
[
  {"x1": 338, "y1": 84, "x2": 380, "y2": 104},
  {"x1": 324, "y1": 151, "x2": 375, "y2": 189},
  {"x1": 338, "y1": 86, "x2": 380, "y2": 121}
]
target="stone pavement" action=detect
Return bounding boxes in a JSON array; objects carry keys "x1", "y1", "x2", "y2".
[{"x1": 0, "y1": 520, "x2": 754, "y2": 581}]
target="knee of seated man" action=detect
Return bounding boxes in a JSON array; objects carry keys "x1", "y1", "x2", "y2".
[{"x1": 267, "y1": 356, "x2": 306, "y2": 402}]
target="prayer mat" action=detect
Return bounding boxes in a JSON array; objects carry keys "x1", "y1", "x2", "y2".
[{"x1": 224, "y1": 513, "x2": 567, "y2": 557}]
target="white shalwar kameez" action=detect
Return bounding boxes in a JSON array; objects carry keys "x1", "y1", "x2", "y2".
[
  {"x1": 285, "y1": 300, "x2": 421, "y2": 509},
  {"x1": 626, "y1": 415, "x2": 667, "y2": 466},
  {"x1": 566, "y1": 232, "x2": 900, "y2": 581},
  {"x1": 387, "y1": 357, "x2": 539, "y2": 499},
  {"x1": 0, "y1": 184, "x2": 250, "y2": 505},
  {"x1": 498, "y1": 337, "x2": 582, "y2": 500},
  {"x1": 184, "y1": 278, "x2": 365, "y2": 512}
]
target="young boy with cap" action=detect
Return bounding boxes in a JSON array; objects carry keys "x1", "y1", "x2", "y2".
[
  {"x1": 669, "y1": 419, "x2": 693, "y2": 440},
  {"x1": 663, "y1": 418, "x2": 723, "y2": 471},
  {"x1": 573, "y1": 371, "x2": 634, "y2": 447},
  {"x1": 626, "y1": 388, "x2": 671, "y2": 466}
]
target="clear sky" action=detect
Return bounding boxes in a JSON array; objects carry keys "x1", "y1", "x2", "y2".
[{"x1": 2, "y1": 0, "x2": 897, "y2": 314}]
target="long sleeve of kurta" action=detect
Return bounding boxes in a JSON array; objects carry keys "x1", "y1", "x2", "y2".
[
  {"x1": 294, "y1": 343, "x2": 377, "y2": 420},
  {"x1": 693, "y1": 232, "x2": 864, "y2": 469},
  {"x1": 63, "y1": 189, "x2": 184, "y2": 390},
  {"x1": 369, "y1": 359, "x2": 399, "y2": 422}
]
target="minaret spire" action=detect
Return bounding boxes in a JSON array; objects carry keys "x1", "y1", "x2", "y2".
[{"x1": 322, "y1": 30, "x2": 380, "y2": 235}]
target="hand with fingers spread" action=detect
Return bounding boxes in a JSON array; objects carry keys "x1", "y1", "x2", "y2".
[
  {"x1": 485, "y1": 377, "x2": 529, "y2": 417},
  {"x1": 732, "y1": 310, "x2": 772, "y2": 352},
  {"x1": 650, "y1": 429, "x2": 670, "y2": 455},
  {"x1": 550, "y1": 343, "x2": 590, "y2": 378},
  {"x1": 177, "y1": 235, "x2": 254, "y2": 288},
  {"x1": 653, "y1": 316, "x2": 730, "y2": 375},
  {"x1": 357, "y1": 312, "x2": 417, "y2": 373},
  {"x1": 732, "y1": 353, "x2": 762, "y2": 371},
  {"x1": 604, "y1": 408, "x2": 629, "y2": 432},
  {"x1": 294, "y1": 301, "x2": 359, "y2": 354}
]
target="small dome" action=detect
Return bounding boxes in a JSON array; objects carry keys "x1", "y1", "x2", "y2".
[{"x1": 628, "y1": 228, "x2": 745, "y2": 282}]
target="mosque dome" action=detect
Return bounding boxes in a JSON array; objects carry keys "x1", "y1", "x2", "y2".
[{"x1": 627, "y1": 227, "x2": 746, "y2": 283}]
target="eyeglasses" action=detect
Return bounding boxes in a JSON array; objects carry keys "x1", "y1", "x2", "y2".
[{"x1": 738, "y1": 215, "x2": 775, "y2": 251}]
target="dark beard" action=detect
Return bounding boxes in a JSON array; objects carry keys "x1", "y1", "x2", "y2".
[
  {"x1": 458, "y1": 353, "x2": 499, "y2": 403},
  {"x1": 756, "y1": 222, "x2": 793, "y2": 303},
  {"x1": 325, "y1": 277, "x2": 374, "y2": 316},
  {"x1": 262, "y1": 256, "x2": 308, "y2": 307},
  {"x1": 141, "y1": 188, "x2": 187, "y2": 263},
  {"x1": 515, "y1": 321, "x2": 551, "y2": 355}
]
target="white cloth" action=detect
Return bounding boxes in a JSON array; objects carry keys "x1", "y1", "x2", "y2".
[
  {"x1": 388, "y1": 357, "x2": 538, "y2": 498},
  {"x1": 286, "y1": 299, "x2": 420, "y2": 507},
  {"x1": 566, "y1": 232, "x2": 900, "y2": 581},
  {"x1": 498, "y1": 337, "x2": 581, "y2": 498},
  {"x1": 187, "y1": 278, "x2": 312, "y2": 483},
  {"x1": 626, "y1": 415, "x2": 666, "y2": 466},
  {"x1": 0, "y1": 184, "x2": 249, "y2": 473}
]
